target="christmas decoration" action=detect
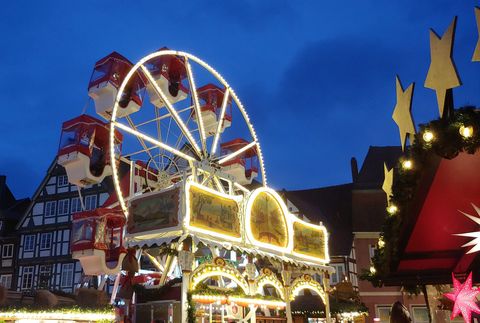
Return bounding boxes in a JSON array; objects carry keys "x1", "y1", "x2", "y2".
[
  {"x1": 455, "y1": 204, "x2": 480, "y2": 254},
  {"x1": 382, "y1": 163, "x2": 394, "y2": 203},
  {"x1": 473, "y1": 7, "x2": 480, "y2": 62},
  {"x1": 392, "y1": 76, "x2": 416, "y2": 151},
  {"x1": 424, "y1": 17, "x2": 462, "y2": 117},
  {"x1": 444, "y1": 272, "x2": 480, "y2": 323}
]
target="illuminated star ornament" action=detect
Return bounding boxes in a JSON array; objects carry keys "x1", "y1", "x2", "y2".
[
  {"x1": 444, "y1": 272, "x2": 480, "y2": 323},
  {"x1": 424, "y1": 16, "x2": 462, "y2": 118},
  {"x1": 392, "y1": 76, "x2": 415, "y2": 151},
  {"x1": 473, "y1": 7, "x2": 480, "y2": 62},
  {"x1": 455, "y1": 204, "x2": 480, "y2": 254},
  {"x1": 382, "y1": 163, "x2": 394, "y2": 202}
]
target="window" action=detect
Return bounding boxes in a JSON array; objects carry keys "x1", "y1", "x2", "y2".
[
  {"x1": 71, "y1": 197, "x2": 82, "y2": 213},
  {"x1": 39, "y1": 265, "x2": 51, "y2": 289},
  {"x1": 84, "y1": 195, "x2": 97, "y2": 211},
  {"x1": 61, "y1": 263, "x2": 74, "y2": 287},
  {"x1": 0, "y1": 274, "x2": 12, "y2": 289},
  {"x1": 2, "y1": 244, "x2": 13, "y2": 258},
  {"x1": 330, "y1": 264, "x2": 345, "y2": 285},
  {"x1": 45, "y1": 201, "x2": 56, "y2": 217},
  {"x1": 412, "y1": 307, "x2": 429, "y2": 323},
  {"x1": 57, "y1": 199, "x2": 69, "y2": 215},
  {"x1": 24, "y1": 235, "x2": 35, "y2": 252},
  {"x1": 21, "y1": 266, "x2": 34, "y2": 290},
  {"x1": 57, "y1": 175, "x2": 69, "y2": 187},
  {"x1": 40, "y1": 233, "x2": 52, "y2": 250},
  {"x1": 0, "y1": 221, "x2": 3, "y2": 231},
  {"x1": 377, "y1": 305, "x2": 391, "y2": 323}
]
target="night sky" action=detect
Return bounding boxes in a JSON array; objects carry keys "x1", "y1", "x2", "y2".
[{"x1": 1, "y1": 1, "x2": 480, "y2": 198}]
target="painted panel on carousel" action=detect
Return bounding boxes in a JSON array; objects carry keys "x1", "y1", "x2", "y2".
[
  {"x1": 293, "y1": 220, "x2": 328, "y2": 261},
  {"x1": 187, "y1": 183, "x2": 241, "y2": 239},
  {"x1": 127, "y1": 187, "x2": 180, "y2": 234},
  {"x1": 247, "y1": 189, "x2": 289, "y2": 249}
]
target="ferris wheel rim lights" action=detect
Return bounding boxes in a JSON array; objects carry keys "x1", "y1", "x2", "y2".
[{"x1": 109, "y1": 49, "x2": 267, "y2": 217}]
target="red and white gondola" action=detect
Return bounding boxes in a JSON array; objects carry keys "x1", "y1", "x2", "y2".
[
  {"x1": 88, "y1": 51, "x2": 145, "y2": 119},
  {"x1": 220, "y1": 139, "x2": 258, "y2": 185},
  {"x1": 57, "y1": 114, "x2": 123, "y2": 187},
  {"x1": 192, "y1": 84, "x2": 232, "y2": 136}
]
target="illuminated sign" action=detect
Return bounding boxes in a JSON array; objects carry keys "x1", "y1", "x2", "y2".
[{"x1": 185, "y1": 182, "x2": 242, "y2": 241}]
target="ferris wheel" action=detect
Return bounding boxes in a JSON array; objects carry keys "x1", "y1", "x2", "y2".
[{"x1": 100, "y1": 49, "x2": 267, "y2": 216}]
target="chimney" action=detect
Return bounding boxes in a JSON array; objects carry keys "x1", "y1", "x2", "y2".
[{"x1": 350, "y1": 157, "x2": 358, "y2": 182}]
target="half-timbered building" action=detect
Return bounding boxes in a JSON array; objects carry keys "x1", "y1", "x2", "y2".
[
  {"x1": 0, "y1": 175, "x2": 30, "y2": 290},
  {"x1": 14, "y1": 160, "x2": 113, "y2": 292}
]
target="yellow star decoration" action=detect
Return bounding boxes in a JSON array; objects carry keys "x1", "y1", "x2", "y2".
[
  {"x1": 424, "y1": 16, "x2": 462, "y2": 118},
  {"x1": 382, "y1": 163, "x2": 394, "y2": 204},
  {"x1": 473, "y1": 7, "x2": 480, "y2": 61},
  {"x1": 392, "y1": 76, "x2": 415, "y2": 151}
]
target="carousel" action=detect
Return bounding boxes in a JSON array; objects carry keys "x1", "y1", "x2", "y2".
[{"x1": 58, "y1": 49, "x2": 334, "y2": 323}]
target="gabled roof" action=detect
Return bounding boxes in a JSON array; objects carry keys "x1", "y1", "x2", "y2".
[
  {"x1": 0, "y1": 175, "x2": 17, "y2": 209},
  {"x1": 355, "y1": 146, "x2": 403, "y2": 189},
  {"x1": 352, "y1": 146, "x2": 402, "y2": 232},
  {"x1": 16, "y1": 158, "x2": 57, "y2": 230},
  {"x1": 0, "y1": 175, "x2": 30, "y2": 233},
  {"x1": 283, "y1": 183, "x2": 353, "y2": 256}
]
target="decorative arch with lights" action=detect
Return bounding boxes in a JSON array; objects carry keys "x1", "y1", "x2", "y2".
[{"x1": 290, "y1": 274, "x2": 327, "y2": 303}]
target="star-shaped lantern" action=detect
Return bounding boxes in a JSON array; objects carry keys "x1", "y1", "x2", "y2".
[
  {"x1": 424, "y1": 16, "x2": 462, "y2": 118},
  {"x1": 444, "y1": 272, "x2": 480, "y2": 323},
  {"x1": 392, "y1": 76, "x2": 415, "y2": 151},
  {"x1": 473, "y1": 7, "x2": 480, "y2": 62},
  {"x1": 455, "y1": 204, "x2": 480, "y2": 254},
  {"x1": 382, "y1": 163, "x2": 394, "y2": 203}
]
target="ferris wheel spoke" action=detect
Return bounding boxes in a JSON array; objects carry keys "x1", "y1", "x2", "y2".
[
  {"x1": 218, "y1": 141, "x2": 257, "y2": 165},
  {"x1": 126, "y1": 116, "x2": 161, "y2": 171},
  {"x1": 154, "y1": 107, "x2": 163, "y2": 168},
  {"x1": 213, "y1": 176, "x2": 226, "y2": 194},
  {"x1": 123, "y1": 145, "x2": 158, "y2": 158},
  {"x1": 173, "y1": 110, "x2": 195, "y2": 151},
  {"x1": 140, "y1": 64, "x2": 202, "y2": 158},
  {"x1": 211, "y1": 87, "x2": 230, "y2": 156},
  {"x1": 185, "y1": 58, "x2": 207, "y2": 154},
  {"x1": 114, "y1": 122, "x2": 197, "y2": 163},
  {"x1": 233, "y1": 182, "x2": 250, "y2": 194},
  {"x1": 135, "y1": 105, "x2": 194, "y2": 128}
]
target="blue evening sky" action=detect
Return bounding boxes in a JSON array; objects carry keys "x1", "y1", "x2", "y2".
[{"x1": 1, "y1": 1, "x2": 479, "y2": 198}]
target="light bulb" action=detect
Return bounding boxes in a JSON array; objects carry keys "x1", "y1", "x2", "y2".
[
  {"x1": 387, "y1": 205, "x2": 398, "y2": 215},
  {"x1": 378, "y1": 238, "x2": 385, "y2": 248},
  {"x1": 460, "y1": 125, "x2": 473, "y2": 138},
  {"x1": 423, "y1": 131, "x2": 434, "y2": 142},
  {"x1": 402, "y1": 160, "x2": 413, "y2": 170}
]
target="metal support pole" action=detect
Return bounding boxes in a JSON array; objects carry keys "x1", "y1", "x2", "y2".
[
  {"x1": 285, "y1": 294, "x2": 293, "y2": 323},
  {"x1": 323, "y1": 272, "x2": 332, "y2": 323},
  {"x1": 181, "y1": 271, "x2": 191, "y2": 323},
  {"x1": 209, "y1": 304, "x2": 213, "y2": 323},
  {"x1": 110, "y1": 273, "x2": 121, "y2": 304},
  {"x1": 179, "y1": 239, "x2": 193, "y2": 323},
  {"x1": 250, "y1": 305, "x2": 256, "y2": 323}
]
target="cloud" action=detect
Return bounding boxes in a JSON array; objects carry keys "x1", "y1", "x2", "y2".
[{"x1": 276, "y1": 38, "x2": 411, "y2": 115}]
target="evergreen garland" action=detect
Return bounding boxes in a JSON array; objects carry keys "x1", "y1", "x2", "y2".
[
  {"x1": 187, "y1": 292, "x2": 196, "y2": 323},
  {"x1": 361, "y1": 107, "x2": 480, "y2": 288}
]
